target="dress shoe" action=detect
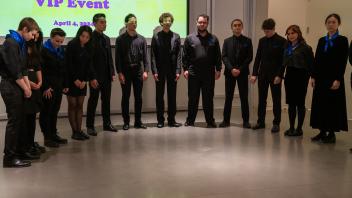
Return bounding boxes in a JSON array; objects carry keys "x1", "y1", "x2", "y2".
[
  {"x1": 291, "y1": 128, "x2": 303, "y2": 137},
  {"x1": 157, "y1": 122, "x2": 164, "y2": 128},
  {"x1": 103, "y1": 124, "x2": 118, "y2": 132},
  {"x1": 284, "y1": 128, "x2": 295, "y2": 136},
  {"x1": 134, "y1": 123, "x2": 147, "y2": 129},
  {"x1": 219, "y1": 121, "x2": 230, "y2": 128},
  {"x1": 19, "y1": 152, "x2": 40, "y2": 160},
  {"x1": 87, "y1": 128, "x2": 97, "y2": 136},
  {"x1": 322, "y1": 133, "x2": 336, "y2": 144},
  {"x1": 184, "y1": 121, "x2": 194, "y2": 127},
  {"x1": 53, "y1": 135, "x2": 68, "y2": 144},
  {"x1": 271, "y1": 124, "x2": 280, "y2": 133},
  {"x1": 28, "y1": 146, "x2": 42, "y2": 156},
  {"x1": 243, "y1": 122, "x2": 251, "y2": 129},
  {"x1": 311, "y1": 131, "x2": 326, "y2": 142},
  {"x1": 123, "y1": 123, "x2": 130, "y2": 130},
  {"x1": 207, "y1": 121, "x2": 217, "y2": 128},
  {"x1": 80, "y1": 131, "x2": 90, "y2": 139},
  {"x1": 252, "y1": 123, "x2": 265, "y2": 130},
  {"x1": 34, "y1": 142, "x2": 46, "y2": 153},
  {"x1": 3, "y1": 157, "x2": 31, "y2": 168},
  {"x1": 44, "y1": 139, "x2": 60, "y2": 148},
  {"x1": 71, "y1": 131, "x2": 86, "y2": 141},
  {"x1": 168, "y1": 121, "x2": 182, "y2": 127}
]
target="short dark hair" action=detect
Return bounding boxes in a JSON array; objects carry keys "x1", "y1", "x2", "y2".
[
  {"x1": 197, "y1": 14, "x2": 209, "y2": 22},
  {"x1": 93, "y1": 13, "x2": 106, "y2": 23},
  {"x1": 231, "y1": 19, "x2": 243, "y2": 28},
  {"x1": 50, "y1": 28, "x2": 66, "y2": 38},
  {"x1": 18, "y1": 17, "x2": 39, "y2": 32},
  {"x1": 262, "y1": 18, "x2": 276, "y2": 30},
  {"x1": 159, "y1": 12, "x2": 174, "y2": 24},
  {"x1": 125, "y1": 13, "x2": 136, "y2": 23},
  {"x1": 75, "y1": 25, "x2": 93, "y2": 39},
  {"x1": 325, "y1": 13, "x2": 341, "y2": 25}
]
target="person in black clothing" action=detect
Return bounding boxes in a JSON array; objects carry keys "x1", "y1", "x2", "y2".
[
  {"x1": 219, "y1": 19, "x2": 253, "y2": 128},
  {"x1": 39, "y1": 28, "x2": 69, "y2": 148},
  {"x1": 281, "y1": 25, "x2": 314, "y2": 137},
  {"x1": 116, "y1": 14, "x2": 149, "y2": 130},
  {"x1": 86, "y1": 13, "x2": 117, "y2": 136},
  {"x1": 183, "y1": 14, "x2": 222, "y2": 128},
  {"x1": 66, "y1": 26, "x2": 93, "y2": 140},
  {"x1": 0, "y1": 17, "x2": 38, "y2": 168},
  {"x1": 250, "y1": 18, "x2": 286, "y2": 133},
  {"x1": 151, "y1": 12, "x2": 182, "y2": 128},
  {"x1": 310, "y1": 14, "x2": 349, "y2": 144}
]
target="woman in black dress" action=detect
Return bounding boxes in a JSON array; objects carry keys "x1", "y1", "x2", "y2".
[
  {"x1": 282, "y1": 25, "x2": 314, "y2": 136},
  {"x1": 310, "y1": 13, "x2": 349, "y2": 143},
  {"x1": 65, "y1": 26, "x2": 93, "y2": 140}
]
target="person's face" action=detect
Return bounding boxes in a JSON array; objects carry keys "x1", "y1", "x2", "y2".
[
  {"x1": 197, "y1": 16, "x2": 208, "y2": 32},
  {"x1": 161, "y1": 17, "x2": 173, "y2": 31},
  {"x1": 22, "y1": 28, "x2": 38, "y2": 41},
  {"x1": 126, "y1": 17, "x2": 137, "y2": 31},
  {"x1": 263, "y1": 29, "x2": 275, "y2": 38},
  {"x1": 94, "y1": 17, "x2": 107, "y2": 32},
  {"x1": 79, "y1": 31, "x2": 91, "y2": 46},
  {"x1": 232, "y1": 21, "x2": 243, "y2": 35},
  {"x1": 325, "y1": 17, "x2": 339, "y2": 33},
  {"x1": 286, "y1": 29, "x2": 298, "y2": 43},
  {"x1": 51, "y1": 35, "x2": 65, "y2": 49}
]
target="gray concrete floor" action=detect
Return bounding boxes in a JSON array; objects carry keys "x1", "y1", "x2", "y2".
[{"x1": 0, "y1": 109, "x2": 352, "y2": 198}]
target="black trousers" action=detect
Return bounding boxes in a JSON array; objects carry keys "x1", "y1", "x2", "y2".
[
  {"x1": 0, "y1": 80, "x2": 25, "y2": 158},
  {"x1": 155, "y1": 72, "x2": 177, "y2": 123},
  {"x1": 223, "y1": 74, "x2": 249, "y2": 123},
  {"x1": 187, "y1": 73, "x2": 215, "y2": 124},
  {"x1": 24, "y1": 114, "x2": 36, "y2": 150},
  {"x1": 257, "y1": 77, "x2": 282, "y2": 125},
  {"x1": 39, "y1": 89, "x2": 62, "y2": 140},
  {"x1": 121, "y1": 72, "x2": 143, "y2": 124},
  {"x1": 86, "y1": 81, "x2": 112, "y2": 128}
]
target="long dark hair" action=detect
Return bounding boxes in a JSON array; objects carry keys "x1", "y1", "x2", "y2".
[
  {"x1": 285, "y1": 25, "x2": 305, "y2": 44},
  {"x1": 73, "y1": 25, "x2": 93, "y2": 49},
  {"x1": 26, "y1": 30, "x2": 42, "y2": 68}
]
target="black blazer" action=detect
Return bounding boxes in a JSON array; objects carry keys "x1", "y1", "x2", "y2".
[
  {"x1": 151, "y1": 30, "x2": 182, "y2": 75},
  {"x1": 222, "y1": 34, "x2": 253, "y2": 76},
  {"x1": 90, "y1": 31, "x2": 115, "y2": 82}
]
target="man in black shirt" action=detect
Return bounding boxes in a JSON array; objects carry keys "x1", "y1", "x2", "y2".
[
  {"x1": 219, "y1": 19, "x2": 253, "y2": 128},
  {"x1": 151, "y1": 13, "x2": 182, "y2": 128},
  {"x1": 115, "y1": 14, "x2": 149, "y2": 130},
  {"x1": 86, "y1": 13, "x2": 117, "y2": 136},
  {"x1": 250, "y1": 18, "x2": 286, "y2": 133},
  {"x1": 183, "y1": 14, "x2": 222, "y2": 128}
]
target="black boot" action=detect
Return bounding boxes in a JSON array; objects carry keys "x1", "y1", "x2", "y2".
[
  {"x1": 322, "y1": 132, "x2": 336, "y2": 144},
  {"x1": 311, "y1": 131, "x2": 326, "y2": 142}
]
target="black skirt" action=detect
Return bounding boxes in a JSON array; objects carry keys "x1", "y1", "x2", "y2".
[
  {"x1": 66, "y1": 82, "x2": 87, "y2": 96},
  {"x1": 24, "y1": 71, "x2": 42, "y2": 114},
  {"x1": 284, "y1": 67, "x2": 309, "y2": 105}
]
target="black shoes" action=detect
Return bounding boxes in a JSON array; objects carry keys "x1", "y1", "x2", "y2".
[
  {"x1": 44, "y1": 139, "x2": 60, "y2": 148},
  {"x1": 219, "y1": 121, "x2": 230, "y2": 128},
  {"x1": 72, "y1": 131, "x2": 89, "y2": 141},
  {"x1": 311, "y1": 131, "x2": 327, "y2": 142},
  {"x1": 157, "y1": 122, "x2": 164, "y2": 128},
  {"x1": 243, "y1": 122, "x2": 251, "y2": 129},
  {"x1": 34, "y1": 142, "x2": 46, "y2": 153},
  {"x1": 271, "y1": 125, "x2": 280, "y2": 133},
  {"x1": 184, "y1": 121, "x2": 194, "y2": 127},
  {"x1": 123, "y1": 123, "x2": 130, "y2": 130},
  {"x1": 3, "y1": 157, "x2": 31, "y2": 168},
  {"x1": 252, "y1": 123, "x2": 265, "y2": 130},
  {"x1": 87, "y1": 128, "x2": 97, "y2": 136},
  {"x1": 285, "y1": 128, "x2": 303, "y2": 137},
  {"x1": 134, "y1": 123, "x2": 147, "y2": 129},
  {"x1": 322, "y1": 133, "x2": 336, "y2": 144},
  {"x1": 168, "y1": 121, "x2": 182, "y2": 127},
  {"x1": 19, "y1": 152, "x2": 40, "y2": 161},
  {"x1": 103, "y1": 124, "x2": 118, "y2": 132},
  {"x1": 206, "y1": 121, "x2": 217, "y2": 128},
  {"x1": 53, "y1": 135, "x2": 68, "y2": 144}
]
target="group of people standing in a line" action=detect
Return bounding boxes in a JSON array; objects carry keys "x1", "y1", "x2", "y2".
[{"x1": 0, "y1": 12, "x2": 351, "y2": 168}]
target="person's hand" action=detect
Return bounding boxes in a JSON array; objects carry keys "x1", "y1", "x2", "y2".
[
  {"x1": 273, "y1": 76, "x2": 282, "y2": 85},
  {"x1": 250, "y1": 76, "x2": 257, "y2": 84},
  {"x1": 74, "y1": 79, "x2": 82, "y2": 88},
  {"x1": 310, "y1": 78, "x2": 315, "y2": 88},
  {"x1": 143, "y1": 72, "x2": 148, "y2": 81},
  {"x1": 63, "y1": 88, "x2": 69, "y2": 94},
  {"x1": 183, "y1": 70, "x2": 189, "y2": 80},
  {"x1": 43, "y1": 88, "x2": 53, "y2": 99},
  {"x1": 90, "y1": 79, "x2": 99, "y2": 89},
  {"x1": 331, "y1": 80, "x2": 340, "y2": 90},
  {"x1": 175, "y1": 74, "x2": 180, "y2": 81},
  {"x1": 118, "y1": 73, "x2": 125, "y2": 85},
  {"x1": 24, "y1": 88, "x2": 32, "y2": 98},
  {"x1": 215, "y1": 71, "x2": 221, "y2": 80},
  {"x1": 80, "y1": 81, "x2": 86, "y2": 89},
  {"x1": 231, "y1": 68, "x2": 240, "y2": 77},
  {"x1": 153, "y1": 74, "x2": 159, "y2": 81},
  {"x1": 30, "y1": 82, "x2": 40, "y2": 90}
]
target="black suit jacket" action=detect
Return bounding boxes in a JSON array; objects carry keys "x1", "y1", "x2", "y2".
[
  {"x1": 151, "y1": 30, "x2": 182, "y2": 75},
  {"x1": 222, "y1": 34, "x2": 253, "y2": 76}
]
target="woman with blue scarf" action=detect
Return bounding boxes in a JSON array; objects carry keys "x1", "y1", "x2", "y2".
[
  {"x1": 281, "y1": 25, "x2": 314, "y2": 137},
  {"x1": 310, "y1": 13, "x2": 349, "y2": 144}
]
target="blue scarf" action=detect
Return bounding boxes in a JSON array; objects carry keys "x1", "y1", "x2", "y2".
[
  {"x1": 43, "y1": 39, "x2": 64, "y2": 59},
  {"x1": 324, "y1": 31, "x2": 339, "y2": 52},
  {"x1": 6, "y1": 30, "x2": 26, "y2": 56},
  {"x1": 286, "y1": 42, "x2": 300, "y2": 56}
]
